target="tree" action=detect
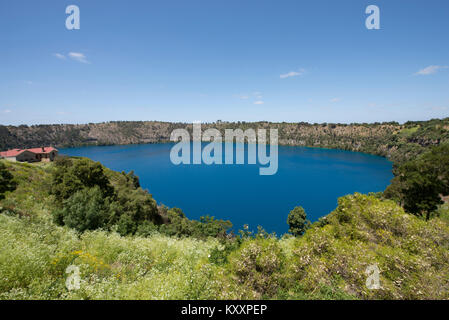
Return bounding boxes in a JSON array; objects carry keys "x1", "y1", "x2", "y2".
[
  {"x1": 197, "y1": 215, "x2": 233, "y2": 238},
  {"x1": 113, "y1": 187, "x2": 159, "y2": 226},
  {"x1": 287, "y1": 206, "x2": 310, "y2": 236},
  {"x1": 0, "y1": 162, "x2": 16, "y2": 201},
  {"x1": 395, "y1": 144, "x2": 449, "y2": 220},
  {"x1": 51, "y1": 158, "x2": 114, "y2": 203},
  {"x1": 117, "y1": 214, "x2": 137, "y2": 236},
  {"x1": 54, "y1": 187, "x2": 109, "y2": 232},
  {"x1": 51, "y1": 157, "x2": 165, "y2": 234},
  {"x1": 136, "y1": 221, "x2": 159, "y2": 237},
  {"x1": 401, "y1": 172, "x2": 442, "y2": 221},
  {"x1": 383, "y1": 176, "x2": 405, "y2": 206}
]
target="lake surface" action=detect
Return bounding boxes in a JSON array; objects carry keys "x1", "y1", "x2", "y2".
[{"x1": 61, "y1": 143, "x2": 393, "y2": 235}]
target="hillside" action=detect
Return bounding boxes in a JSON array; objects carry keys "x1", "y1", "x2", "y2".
[
  {"x1": 2, "y1": 118, "x2": 449, "y2": 163},
  {"x1": 1, "y1": 160, "x2": 448, "y2": 299}
]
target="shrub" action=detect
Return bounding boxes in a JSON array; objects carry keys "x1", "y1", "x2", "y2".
[
  {"x1": 54, "y1": 187, "x2": 110, "y2": 232},
  {"x1": 209, "y1": 240, "x2": 240, "y2": 265},
  {"x1": 117, "y1": 214, "x2": 137, "y2": 236},
  {"x1": 228, "y1": 238, "x2": 285, "y2": 298},
  {"x1": 136, "y1": 221, "x2": 159, "y2": 237},
  {"x1": 51, "y1": 158, "x2": 114, "y2": 203},
  {"x1": 287, "y1": 206, "x2": 310, "y2": 236},
  {"x1": 50, "y1": 157, "x2": 162, "y2": 233},
  {"x1": 0, "y1": 161, "x2": 16, "y2": 201},
  {"x1": 290, "y1": 193, "x2": 449, "y2": 299}
]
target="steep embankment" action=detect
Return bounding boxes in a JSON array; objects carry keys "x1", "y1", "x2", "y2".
[
  {"x1": 1, "y1": 160, "x2": 448, "y2": 300},
  {"x1": 2, "y1": 118, "x2": 448, "y2": 163}
]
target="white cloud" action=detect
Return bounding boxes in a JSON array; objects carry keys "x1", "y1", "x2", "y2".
[
  {"x1": 280, "y1": 68, "x2": 306, "y2": 79},
  {"x1": 254, "y1": 101, "x2": 264, "y2": 105},
  {"x1": 68, "y1": 52, "x2": 89, "y2": 64},
  {"x1": 24, "y1": 80, "x2": 33, "y2": 85},
  {"x1": 2, "y1": 109, "x2": 12, "y2": 113},
  {"x1": 53, "y1": 53, "x2": 66, "y2": 60},
  {"x1": 415, "y1": 65, "x2": 448, "y2": 75},
  {"x1": 54, "y1": 52, "x2": 90, "y2": 63},
  {"x1": 235, "y1": 92, "x2": 263, "y2": 102},
  {"x1": 330, "y1": 98, "x2": 341, "y2": 103}
]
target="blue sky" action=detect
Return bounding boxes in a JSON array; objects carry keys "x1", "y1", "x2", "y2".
[{"x1": 0, "y1": 0, "x2": 448, "y2": 125}]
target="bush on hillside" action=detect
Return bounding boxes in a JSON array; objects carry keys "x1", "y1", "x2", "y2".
[
  {"x1": 0, "y1": 162, "x2": 16, "y2": 201},
  {"x1": 50, "y1": 157, "x2": 231, "y2": 239},
  {"x1": 157, "y1": 207, "x2": 233, "y2": 239},
  {"x1": 51, "y1": 157, "x2": 161, "y2": 232},
  {"x1": 228, "y1": 238, "x2": 285, "y2": 298},
  {"x1": 288, "y1": 193, "x2": 449, "y2": 299},
  {"x1": 117, "y1": 214, "x2": 137, "y2": 236},
  {"x1": 287, "y1": 206, "x2": 310, "y2": 236},
  {"x1": 51, "y1": 157, "x2": 114, "y2": 202},
  {"x1": 53, "y1": 186, "x2": 110, "y2": 232}
]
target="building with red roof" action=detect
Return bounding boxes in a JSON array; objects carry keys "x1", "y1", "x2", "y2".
[{"x1": 0, "y1": 147, "x2": 58, "y2": 162}]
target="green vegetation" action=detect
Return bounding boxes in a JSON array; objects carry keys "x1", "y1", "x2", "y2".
[
  {"x1": 384, "y1": 144, "x2": 449, "y2": 220},
  {"x1": 1, "y1": 185, "x2": 448, "y2": 299},
  {"x1": 287, "y1": 206, "x2": 310, "y2": 236},
  {"x1": 50, "y1": 157, "x2": 159, "y2": 234},
  {"x1": 0, "y1": 157, "x2": 232, "y2": 240},
  {"x1": 398, "y1": 126, "x2": 419, "y2": 137},
  {"x1": 435, "y1": 203, "x2": 449, "y2": 224},
  {"x1": 0, "y1": 162, "x2": 16, "y2": 201},
  {"x1": 285, "y1": 194, "x2": 449, "y2": 300},
  {"x1": 1, "y1": 157, "x2": 448, "y2": 300},
  {"x1": 1, "y1": 117, "x2": 448, "y2": 300}
]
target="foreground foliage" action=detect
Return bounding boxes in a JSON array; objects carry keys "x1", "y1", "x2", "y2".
[{"x1": 1, "y1": 159, "x2": 448, "y2": 300}]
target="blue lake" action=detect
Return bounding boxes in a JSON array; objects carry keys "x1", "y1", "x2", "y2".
[{"x1": 61, "y1": 143, "x2": 393, "y2": 235}]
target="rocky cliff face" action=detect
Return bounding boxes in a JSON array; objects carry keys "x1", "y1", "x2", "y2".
[
  {"x1": 0, "y1": 122, "x2": 178, "y2": 150},
  {"x1": 1, "y1": 118, "x2": 448, "y2": 163}
]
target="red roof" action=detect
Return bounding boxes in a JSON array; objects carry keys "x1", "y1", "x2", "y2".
[
  {"x1": 1, "y1": 147, "x2": 58, "y2": 158},
  {"x1": 26, "y1": 147, "x2": 58, "y2": 154},
  {"x1": 0, "y1": 149, "x2": 26, "y2": 157}
]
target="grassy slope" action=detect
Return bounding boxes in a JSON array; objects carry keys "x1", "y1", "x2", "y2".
[{"x1": 1, "y1": 160, "x2": 448, "y2": 300}]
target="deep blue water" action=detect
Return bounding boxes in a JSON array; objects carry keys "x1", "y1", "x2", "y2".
[{"x1": 61, "y1": 143, "x2": 393, "y2": 235}]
